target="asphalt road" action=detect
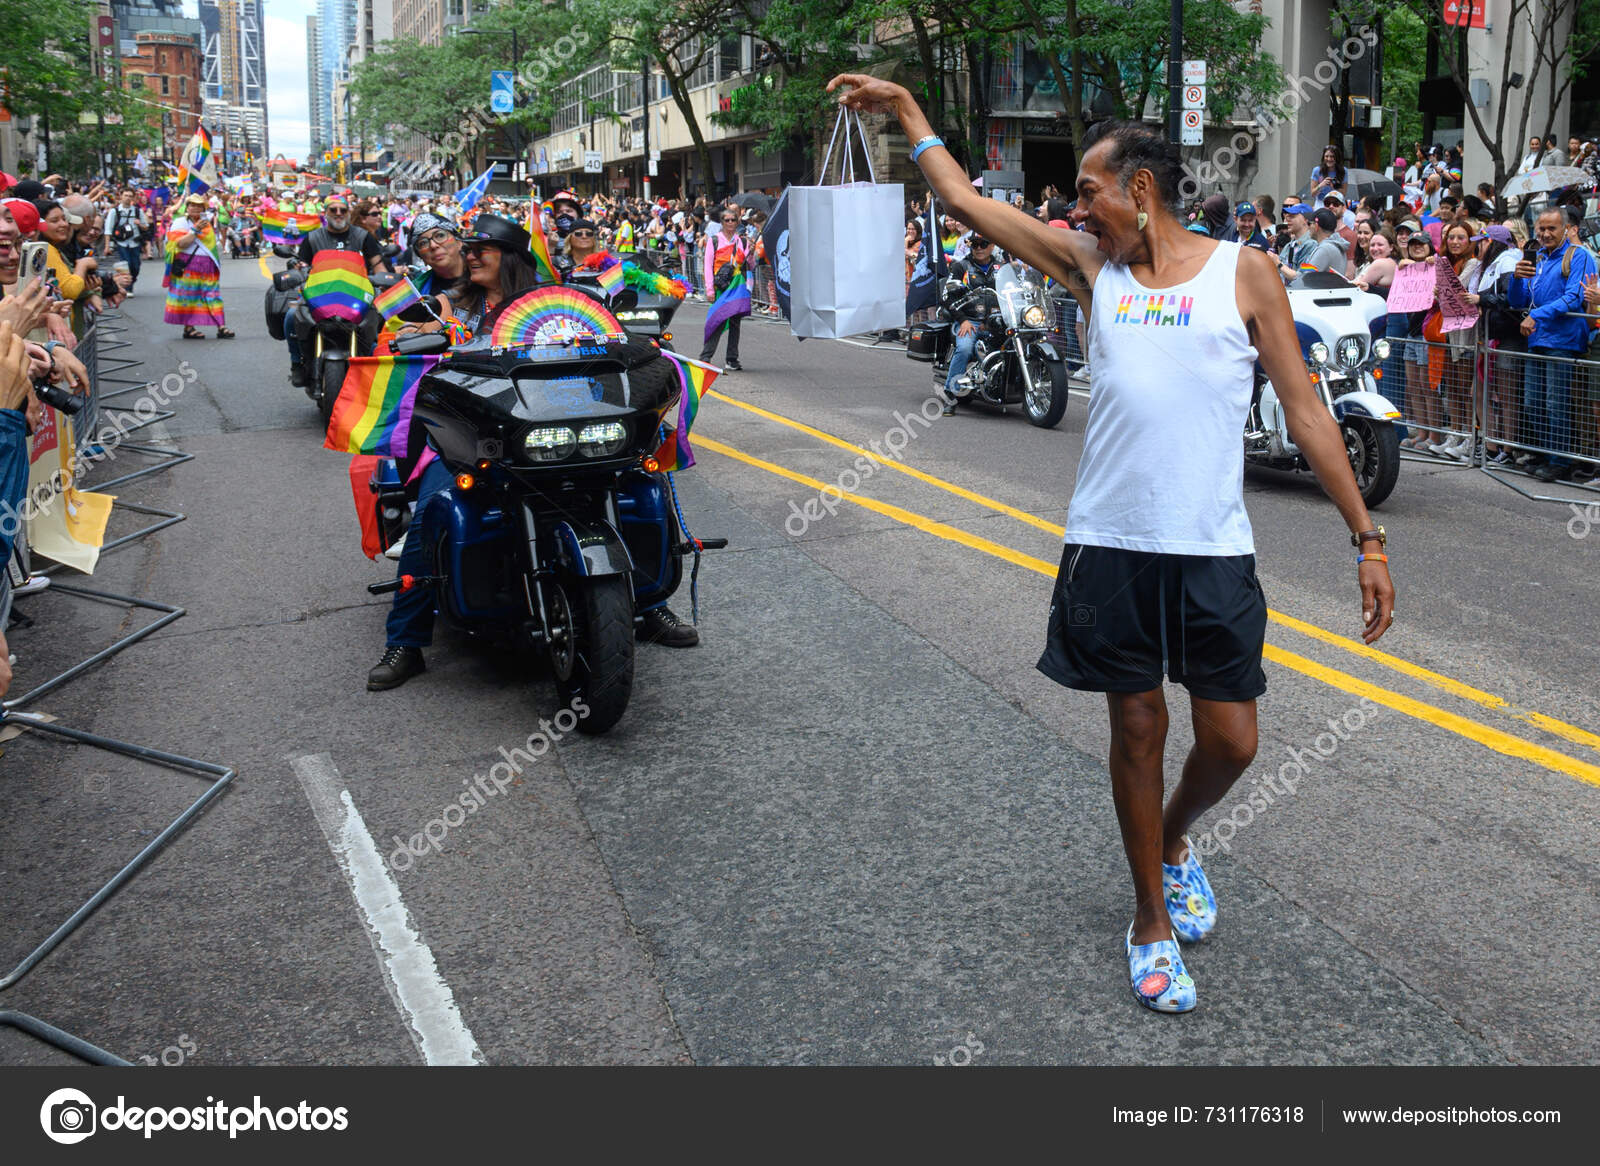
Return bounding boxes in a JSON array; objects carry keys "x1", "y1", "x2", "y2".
[{"x1": 2, "y1": 252, "x2": 1596, "y2": 1066}]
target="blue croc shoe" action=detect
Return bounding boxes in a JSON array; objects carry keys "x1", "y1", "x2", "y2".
[
  {"x1": 1163, "y1": 837, "x2": 1217, "y2": 943},
  {"x1": 1125, "y1": 923, "x2": 1196, "y2": 1013}
]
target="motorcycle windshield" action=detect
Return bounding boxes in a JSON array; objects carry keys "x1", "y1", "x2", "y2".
[
  {"x1": 431, "y1": 339, "x2": 681, "y2": 424},
  {"x1": 993, "y1": 264, "x2": 1043, "y2": 328}
]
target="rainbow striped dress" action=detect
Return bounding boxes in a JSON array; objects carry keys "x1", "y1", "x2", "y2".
[{"x1": 163, "y1": 217, "x2": 226, "y2": 326}]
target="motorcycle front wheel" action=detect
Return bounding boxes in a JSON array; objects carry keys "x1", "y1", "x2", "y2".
[
  {"x1": 317, "y1": 358, "x2": 342, "y2": 432},
  {"x1": 1343, "y1": 418, "x2": 1400, "y2": 507},
  {"x1": 1024, "y1": 357, "x2": 1070, "y2": 429},
  {"x1": 546, "y1": 575, "x2": 635, "y2": 735}
]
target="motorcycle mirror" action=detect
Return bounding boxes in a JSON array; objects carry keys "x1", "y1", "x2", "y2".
[
  {"x1": 272, "y1": 244, "x2": 298, "y2": 259},
  {"x1": 610, "y1": 288, "x2": 639, "y2": 311},
  {"x1": 392, "y1": 332, "x2": 451, "y2": 356}
]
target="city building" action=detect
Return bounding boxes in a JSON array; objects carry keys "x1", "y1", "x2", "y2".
[
  {"x1": 308, "y1": 14, "x2": 327, "y2": 154},
  {"x1": 199, "y1": 1, "x2": 269, "y2": 166},
  {"x1": 121, "y1": 30, "x2": 206, "y2": 163},
  {"x1": 529, "y1": 34, "x2": 807, "y2": 200}
]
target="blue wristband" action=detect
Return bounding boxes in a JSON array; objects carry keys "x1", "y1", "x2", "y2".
[{"x1": 910, "y1": 136, "x2": 944, "y2": 163}]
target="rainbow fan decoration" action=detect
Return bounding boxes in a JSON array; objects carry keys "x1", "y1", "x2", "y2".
[{"x1": 489, "y1": 286, "x2": 625, "y2": 347}]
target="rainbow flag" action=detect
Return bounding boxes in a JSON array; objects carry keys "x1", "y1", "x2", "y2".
[
  {"x1": 527, "y1": 207, "x2": 561, "y2": 284},
  {"x1": 373, "y1": 275, "x2": 424, "y2": 321},
  {"x1": 260, "y1": 208, "x2": 321, "y2": 246},
  {"x1": 704, "y1": 271, "x2": 751, "y2": 344},
  {"x1": 652, "y1": 350, "x2": 719, "y2": 472},
  {"x1": 175, "y1": 126, "x2": 219, "y2": 195},
  {"x1": 303, "y1": 249, "x2": 373, "y2": 323},
  {"x1": 596, "y1": 261, "x2": 625, "y2": 298},
  {"x1": 325, "y1": 354, "x2": 443, "y2": 457}
]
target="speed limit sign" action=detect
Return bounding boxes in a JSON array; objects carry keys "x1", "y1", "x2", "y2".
[{"x1": 1180, "y1": 109, "x2": 1203, "y2": 146}]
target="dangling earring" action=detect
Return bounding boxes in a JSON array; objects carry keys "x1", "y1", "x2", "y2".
[{"x1": 1136, "y1": 207, "x2": 1148, "y2": 231}]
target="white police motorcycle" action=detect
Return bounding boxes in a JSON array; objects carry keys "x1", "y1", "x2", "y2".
[{"x1": 1248, "y1": 271, "x2": 1403, "y2": 507}]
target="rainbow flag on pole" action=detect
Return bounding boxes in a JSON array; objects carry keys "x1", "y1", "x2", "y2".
[
  {"x1": 325, "y1": 354, "x2": 444, "y2": 456},
  {"x1": 652, "y1": 350, "x2": 719, "y2": 472},
  {"x1": 302, "y1": 249, "x2": 374, "y2": 323},
  {"x1": 527, "y1": 205, "x2": 561, "y2": 284},
  {"x1": 260, "y1": 208, "x2": 321, "y2": 246},
  {"x1": 373, "y1": 275, "x2": 425, "y2": 321},
  {"x1": 175, "y1": 126, "x2": 219, "y2": 195}
]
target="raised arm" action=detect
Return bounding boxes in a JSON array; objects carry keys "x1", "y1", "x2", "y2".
[{"x1": 826, "y1": 74, "x2": 1099, "y2": 300}]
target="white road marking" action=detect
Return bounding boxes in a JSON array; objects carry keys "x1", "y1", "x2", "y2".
[{"x1": 290, "y1": 752, "x2": 485, "y2": 1066}]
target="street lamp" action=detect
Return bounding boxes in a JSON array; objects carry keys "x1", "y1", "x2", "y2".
[{"x1": 456, "y1": 26, "x2": 522, "y2": 183}]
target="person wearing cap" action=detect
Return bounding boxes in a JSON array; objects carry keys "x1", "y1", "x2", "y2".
[
  {"x1": 549, "y1": 190, "x2": 581, "y2": 240},
  {"x1": 1301, "y1": 209, "x2": 1347, "y2": 274},
  {"x1": 1275, "y1": 203, "x2": 1317, "y2": 283},
  {"x1": 165, "y1": 192, "x2": 233, "y2": 339},
  {"x1": 1322, "y1": 190, "x2": 1356, "y2": 231},
  {"x1": 939, "y1": 232, "x2": 1006, "y2": 414},
  {"x1": 1221, "y1": 202, "x2": 1269, "y2": 251}
]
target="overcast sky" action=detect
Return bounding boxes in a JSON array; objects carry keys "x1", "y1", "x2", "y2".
[{"x1": 262, "y1": 0, "x2": 318, "y2": 163}]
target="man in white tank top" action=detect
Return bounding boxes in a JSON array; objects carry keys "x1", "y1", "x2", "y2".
[{"x1": 831, "y1": 73, "x2": 1396, "y2": 1015}]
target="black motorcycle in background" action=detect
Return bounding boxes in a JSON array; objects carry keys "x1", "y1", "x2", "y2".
[
  {"x1": 907, "y1": 262, "x2": 1071, "y2": 428},
  {"x1": 267, "y1": 243, "x2": 401, "y2": 429}
]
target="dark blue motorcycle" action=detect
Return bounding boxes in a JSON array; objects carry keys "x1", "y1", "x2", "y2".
[{"x1": 367, "y1": 295, "x2": 723, "y2": 734}]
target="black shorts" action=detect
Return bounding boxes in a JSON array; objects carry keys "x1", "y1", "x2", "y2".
[{"x1": 1036, "y1": 542, "x2": 1267, "y2": 702}]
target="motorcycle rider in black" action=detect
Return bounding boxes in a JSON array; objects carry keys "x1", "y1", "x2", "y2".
[
  {"x1": 940, "y1": 236, "x2": 1005, "y2": 415},
  {"x1": 368, "y1": 215, "x2": 698, "y2": 692},
  {"x1": 285, "y1": 194, "x2": 385, "y2": 387}
]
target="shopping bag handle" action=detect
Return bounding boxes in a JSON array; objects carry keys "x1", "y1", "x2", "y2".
[{"x1": 819, "y1": 106, "x2": 877, "y2": 186}]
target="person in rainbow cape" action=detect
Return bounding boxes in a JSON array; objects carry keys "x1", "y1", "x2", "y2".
[{"x1": 164, "y1": 191, "x2": 234, "y2": 339}]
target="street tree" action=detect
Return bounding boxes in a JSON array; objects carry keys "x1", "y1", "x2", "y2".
[{"x1": 1398, "y1": 0, "x2": 1600, "y2": 195}]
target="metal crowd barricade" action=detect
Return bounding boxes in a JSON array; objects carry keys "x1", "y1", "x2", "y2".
[
  {"x1": 0, "y1": 297, "x2": 233, "y2": 1065},
  {"x1": 1377, "y1": 303, "x2": 1600, "y2": 499}
]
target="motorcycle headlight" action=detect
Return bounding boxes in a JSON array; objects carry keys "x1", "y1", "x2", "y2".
[
  {"x1": 614, "y1": 309, "x2": 659, "y2": 322},
  {"x1": 1372, "y1": 338, "x2": 1391, "y2": 360},
  {"x1": 576, "y1": 420, "x2": 629, "y2": 458},
  {"x1": 1308, "y1": 341, "x2": 1330, "y2": 366},
  {"x1": 523, "y1": 425, "x2": 577, "y2": 462},
  {"x1": 1021, "y1": 305, "x2": 1047, "y2": 328},
  {"x1": 1337, "y1": 335, "x2": 1364, "y2": 369}
]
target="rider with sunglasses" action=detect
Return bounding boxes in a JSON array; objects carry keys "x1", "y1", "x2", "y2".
[
  {"x1": 554, "y1": 218, "x2": 602, "y2": 279},
  {"x1": 939, "y1": 233, "x2": 1007, "y2": 414}
]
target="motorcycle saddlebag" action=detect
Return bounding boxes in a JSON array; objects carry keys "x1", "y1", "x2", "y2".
[
  {"x1": 906, "y1": 322, "x2": 945, "y2": 363},
  {"x1": 264, "y1": 286, "x2": 289, "y2": 340}
]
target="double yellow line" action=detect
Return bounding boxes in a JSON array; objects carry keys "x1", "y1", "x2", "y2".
[{"x1": 700, "y1": 390, "x2": 1600, "y2": 788}]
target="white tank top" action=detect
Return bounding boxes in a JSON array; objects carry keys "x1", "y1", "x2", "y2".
[{"x1": 1063, "y1": 241, "x2": 1258, "y2": 556}]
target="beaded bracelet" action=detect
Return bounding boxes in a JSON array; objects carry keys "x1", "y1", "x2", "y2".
[{"x1": 1357, "y1": 553, "x2": 1388, "y2": 564}]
